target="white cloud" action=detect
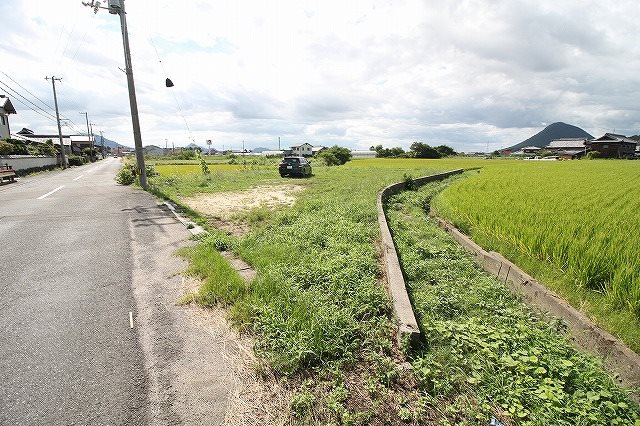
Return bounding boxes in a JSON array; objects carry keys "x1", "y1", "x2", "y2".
[{"x1": 1, "y1": 0, "x2": 639, "y2": 152}]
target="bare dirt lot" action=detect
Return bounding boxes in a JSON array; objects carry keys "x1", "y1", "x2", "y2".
[{"x1": 180, "y1": 185, "x2": 304, "y2": 221}]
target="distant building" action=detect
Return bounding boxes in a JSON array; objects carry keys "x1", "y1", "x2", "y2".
[
  {"x1": 545, "y1": 138, "x2": 588, "y2": 159},
  {"x1": 586, "y1": 133, "x2": 636, "y2": 159},
  {"x1": 261, "y1": 150, "x2": 285, "y2": 157},
  {"x1": 350, "y1": 150, "x2": 377, "y2": 159},
  {"x1": 0, "y1": 95, "x2": 16, "y2": 140},
  {"x1": 312, "y1": 146, "x2": 327, "y2": 156},
  {"x1": 14, "y1": 128, "x2": 72, "y2": 154},
  {"x1": 512, "y1": 146, "x2": 542, "y2": 156},
  {"x1": 70, "y1": 135, "x2": 95, "y2": 152},
  {"x1": 291, "y1": 143, "x2": 313, "y2": 157}
]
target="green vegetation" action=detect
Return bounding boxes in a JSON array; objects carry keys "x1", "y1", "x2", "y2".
[
  {"x1": 0, "y1": 138, "x2": 58, "y2": 156},
  {"x1": 317, "y1": 145, "x2": 352, "y2": 165},
  {"x1": 149, "y1": 158, "x2": 640, "y2": 424},
  {"x1": 387, "y1": 179, "x2": 639, "y2": 425},
  {"x1": 116, "y1": 160, "x2": 158, "y2": 186},
  {"x1": 432, "y1": 161, "x2": 640, "y2": 351}
]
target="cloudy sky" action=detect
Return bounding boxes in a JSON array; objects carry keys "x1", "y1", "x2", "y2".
[{"x1": 2, "y1": 0, "x2": 639, "y2": 152}]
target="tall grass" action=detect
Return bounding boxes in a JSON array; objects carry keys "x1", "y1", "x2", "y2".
[{"x1": 432, "y1": 160, "x2": 640, "y2": 320}]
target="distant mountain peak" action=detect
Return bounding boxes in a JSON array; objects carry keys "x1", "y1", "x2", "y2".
[{"x1": 507, "y1": 122, "x2": 593, "y2": 151}]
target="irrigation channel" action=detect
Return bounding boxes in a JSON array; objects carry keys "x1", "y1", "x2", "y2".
[{"x1": 379, "y1": 169, "x2": 640, "y2": 398}]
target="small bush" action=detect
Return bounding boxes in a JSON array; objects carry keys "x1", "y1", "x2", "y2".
[
  {"x1": 116, "y1": 164, "x2": 135, "y2": 185},
  {"x1": 67, "y1": 155, "x2": 85, "y2": 166},
  {"x1": 586, "y1": 150, "x2": 601, "y2": 159}
]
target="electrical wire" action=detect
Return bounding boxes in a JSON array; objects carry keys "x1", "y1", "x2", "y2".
[
  {"x1": 0, "y1": 74, "x2": 87, "y2": 135},
  {"x1": 1, "y1": 72, "x2": 55, "y2": 111},
  {"x1": 149, "y1": 36, "x2": 195, "y2": 144},
  {"x1": 0, "y1": 80, "x2": 59, "y2": 123}
]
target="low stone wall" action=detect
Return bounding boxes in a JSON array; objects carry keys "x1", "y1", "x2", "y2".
[
  {"x1": 435, "y1": 218, "x2": 640, "y2": 394},
  {"x1": 377, "y1": 169, "x2": 464, "y2": 346},
  {"x1": 0, "y1": 155, "x2": 58, "y2": 172}
]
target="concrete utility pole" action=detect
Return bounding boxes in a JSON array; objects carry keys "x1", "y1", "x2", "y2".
[
  {"x1": 79, "y1": 112, "x2": 90, "y2": 158},
  {"x1": 89, "y1": 122, "x2": 95, "y2": 154},
  {"x1": 46, "y1": 76, "x2": 68, "y2": 169},
  {"x1": 82, "y1": 0, "x2": 147, "y2": 189},
  {"x1": 99, "y1": 130, "x2": 105, "y2": 157}
]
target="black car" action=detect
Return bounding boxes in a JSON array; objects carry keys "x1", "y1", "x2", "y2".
[{"x1": 279, "y1": 156, "x2": 312, "y2": 177}]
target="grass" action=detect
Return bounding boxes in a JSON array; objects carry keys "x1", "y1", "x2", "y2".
[
  {"x1": 386, "y1": 178, "x2": 639, "y2": 425},
  {"x1": 148, "y1": 157, "x2": 640, "y2": 424},
  {"x1": 431, "y1": 160, "x2": 640, "y2": 351}
]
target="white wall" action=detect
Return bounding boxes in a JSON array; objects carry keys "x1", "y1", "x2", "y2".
[
  {"x1": 0, "y1": 155, "x2": 58, "y2": 171},
  {"x1": 0, "y1": 114, "x2": 10, "y2": 139}
]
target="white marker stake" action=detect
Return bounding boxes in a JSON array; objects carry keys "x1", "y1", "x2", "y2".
[
  {"x1": 129, "y1": 312, "x2": 134, "y2": 329},
  {"x1": 37, "y1": 185, "x2": 65, "y2": 200}
]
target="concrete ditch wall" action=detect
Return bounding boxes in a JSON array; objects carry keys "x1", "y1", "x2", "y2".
[
  {"x1": 435, "y1": 218, "x2": 640, "y2": 393},
  {"x1": 377, "y1": 169, "x2": 464, "y2": 346}
]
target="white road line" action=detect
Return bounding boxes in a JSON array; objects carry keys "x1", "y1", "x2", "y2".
[
  {"x1": 129, "y1": 312, "x2": 134, "y2": 329},
  {"x1": 37, "y1": 185, "x2": 65, "y2": 200},
  {"x1": 73, "y1": 175, "x2": 84, "y2": 181}
]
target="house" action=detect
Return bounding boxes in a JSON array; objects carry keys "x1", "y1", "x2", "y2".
[
  {"x1": 312, "y1": 146, "x2": 327, "y2": 156},
  {"x1": 350, "y1": 150, "x2": 377, "y2": 159},
  {"x1": 0, "y1": 95, "x2": 17, "y2": 140},
  {"x1": 545, "y1": 138, "x2": 588, "y2": 159},
  {"x1": 70, "y1": 135, "x2": 95, "y2": 153},
  {"x1": 586, "y1": 133, "x2": 636, "y2": 159},
  {"x1": 291, "y1": 143, "x2": 313, "y2": 157},
  {"x1": 143, "y1": 145, "x2": 165, "y2": 156},
  {"x1": 14, "y1": 128, "x2": 72, "y2": 154}
]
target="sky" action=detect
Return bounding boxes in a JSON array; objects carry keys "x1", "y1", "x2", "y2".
[{"x1": 1, "y1": 0, "x2": 639, "y2": 153}]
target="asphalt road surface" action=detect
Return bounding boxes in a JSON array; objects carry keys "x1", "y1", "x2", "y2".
[{"x1": 0, "y1": 159, "x2": 246, "y2": 425}]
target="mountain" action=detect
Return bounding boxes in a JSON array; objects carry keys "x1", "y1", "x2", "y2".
[
  {"x1": 95, "y1": 136, "x2": 131, "y2": 150},
  {"x1": 507, "y1": 122, "x2": 593, "y2": 152}
]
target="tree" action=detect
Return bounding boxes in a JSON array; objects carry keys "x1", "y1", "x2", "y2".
[
  {"x1": 371, "y1": 145, "x2": 405, "y2": 158},
  {"x1": 410, "y1": 142, "x2": 441, "y2": 159},
  {"x1": 435, "y1": 145, "x2": 456, "y2": 157},
  {"x1": 318, "y1": 145, "x2": 352, "y2": 165}
]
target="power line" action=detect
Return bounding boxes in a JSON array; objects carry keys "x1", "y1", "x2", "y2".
[
  {"x1": 1, "y1": 71, "x2": 54, "y2": 111},
  {"x1": 0, "y1": 81, "x2": 60, "y2": 124},
  {"x1": 0, "y1": 78, "x2": 58, "y2": 121},
  {"x1": 0, "y1": 75, "x2": 86, "y2": 135}
]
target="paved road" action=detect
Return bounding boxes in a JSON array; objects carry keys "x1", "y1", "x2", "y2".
[
  {"x1": 0, "y1": 159, "x2": 154, "y2": 424},
  {"x1": 0, "y1": 159, "x2": 253, "y2": 425}
]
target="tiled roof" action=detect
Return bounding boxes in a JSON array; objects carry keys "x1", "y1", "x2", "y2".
[{"x1": 546, "y1": 138, "x2": 587, "y2": 149}]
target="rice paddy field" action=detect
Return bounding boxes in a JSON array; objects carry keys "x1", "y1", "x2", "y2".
[
  {"x1": 143, "y1": 157, "x2": 640, "y2": 424},
  {"x1": 431, "y1": 160, "x2": 640, "y2": 351}
]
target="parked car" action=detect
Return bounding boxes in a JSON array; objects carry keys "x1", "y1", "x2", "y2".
[{"x1": 279, "y1": 156, "x2": 312, "y2": 177}]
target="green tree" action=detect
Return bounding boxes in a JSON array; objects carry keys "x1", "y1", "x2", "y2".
[
  {"x1": 435, "y1": 145, "x2": 456, "y2": 157},
  {"x1": 410, "y1": 142, "x2": 441, "y2": 158},
  {"x1": 319, "y1": 145, "x2": 352, "y2": 165}
]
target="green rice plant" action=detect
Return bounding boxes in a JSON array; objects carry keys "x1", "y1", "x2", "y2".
[
  {"x1": 386, "y1": 181, "x2": 640, "y2": 425},
  {"x1": 432, "y1": 160, "x2": 640, "y2": 349}
]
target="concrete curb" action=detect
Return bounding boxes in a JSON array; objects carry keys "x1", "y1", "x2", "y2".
[
  {"x1": 377, "y1": 169, "x2": 464, "y2": 346},
  {"x1": 435, "y1": 217, "x2": 640, "y2": 393},
  {"x1": 163, "y1": 201, "x2": 206, "y2": 236}
]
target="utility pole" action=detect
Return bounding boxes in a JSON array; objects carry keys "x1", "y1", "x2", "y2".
[
  {"x1": 278, "y1": 136, "x2": 281, "y2": 150},
  {"x1": 99, "y1": 130, "x2": 105, "y2": 158},
  {"x1": 46, "y1": 76, "x2": 68, "y2": 169},
  {"x1": 89, "y1": 122, "x2": 95, "y2": 155},
  {"x1": 79, "y1": 112, "x2": 90, "y2": 159},
  {"x1": 82, "y1": 0, "x2": 147, "y2": 189}
]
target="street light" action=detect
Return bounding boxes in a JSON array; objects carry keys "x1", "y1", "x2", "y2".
[{"x1": 82, "y1": 0, "x2": 147, "y2": 189}]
